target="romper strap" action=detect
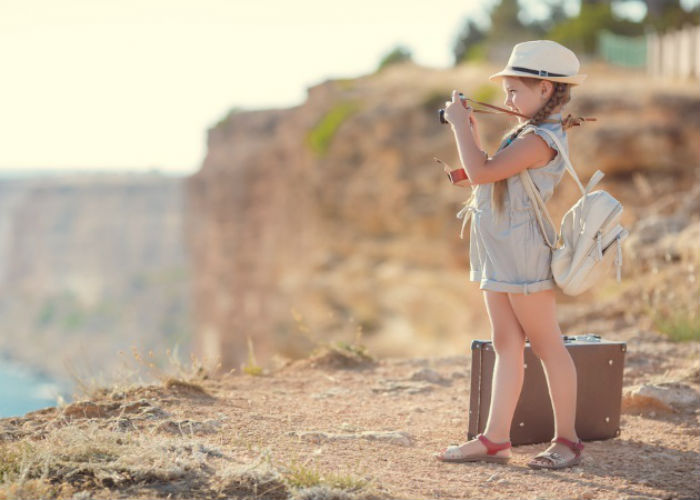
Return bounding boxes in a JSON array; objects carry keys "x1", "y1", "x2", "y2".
[{"x1": 456, "y1": 204, "x2": 481, "y2": 240}]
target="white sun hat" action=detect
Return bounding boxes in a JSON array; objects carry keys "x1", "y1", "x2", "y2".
[{"x1": 489, "y1": 40, "x2": 587, "y2": 86}]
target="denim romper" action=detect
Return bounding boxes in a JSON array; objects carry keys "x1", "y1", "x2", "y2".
[{"x1": 456, "y1": 112, "x2": 568, "y2": 295}]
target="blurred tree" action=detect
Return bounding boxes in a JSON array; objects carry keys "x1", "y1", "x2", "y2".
[
  {"x1": 547, "y1": 1, "x2": 647, "y2": 54},
  {"x1": 637, "y1": 0, "x2": 700, "y2": 31},
  {"x1": 484, "y1": 0, "x2": 540, "y2": 62},
  {"x1": 376, "y1": 45, "x2": 413, "y2": 72},
  {"x1": 453, "y1": 19, "x2": 488, "y2": 65},
  {"x1": 525, "y1": 0, "x2": 570, "y2": 36},
  {"x1": 450, "y1": 0, "x2": 699, "y2": 64},
  {"x1": 581, "y1": 0, "x2": 699, "y2": 31},
  {"x1": 490, "y1": 0, "x2": 526, "y2": 33}
]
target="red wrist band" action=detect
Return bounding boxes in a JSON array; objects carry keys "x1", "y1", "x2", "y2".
[{"x1": 447, "y1": 168, "x2": 468, "y2": 183}]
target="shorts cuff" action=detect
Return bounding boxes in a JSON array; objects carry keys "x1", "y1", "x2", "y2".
[{"x1": 478, "y1": 277, "x2": 555, "y2": 295}]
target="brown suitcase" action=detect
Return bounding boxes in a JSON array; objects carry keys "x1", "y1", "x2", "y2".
[{"x1": 468, "y1": 334, "x2": 626, "y2": 446}]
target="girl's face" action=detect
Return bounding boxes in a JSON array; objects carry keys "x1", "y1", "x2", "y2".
[{"x1": 502, "y1": 76, "x2": 555, "y2": 122}]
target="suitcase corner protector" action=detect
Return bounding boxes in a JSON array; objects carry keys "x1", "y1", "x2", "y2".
[{"x1": 471, "y1": 340, "x2": 488, "y2": 350}]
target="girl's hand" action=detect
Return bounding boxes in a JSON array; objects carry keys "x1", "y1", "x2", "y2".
[{"x1": 443, "y1": 89, "x2": 471, "y2": 129}]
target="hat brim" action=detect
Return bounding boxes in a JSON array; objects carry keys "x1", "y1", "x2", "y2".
[{"x1": 489, "y1": 69, "x2": 587, "y2": 86}]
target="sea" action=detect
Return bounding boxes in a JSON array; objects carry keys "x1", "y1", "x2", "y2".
[{"x1": 0, "y1": 360, "x2": 72, "y2": 418}]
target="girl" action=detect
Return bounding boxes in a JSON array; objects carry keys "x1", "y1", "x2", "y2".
[{"x1": 434, "y1": 40, "x2": 588, "y2": 470}]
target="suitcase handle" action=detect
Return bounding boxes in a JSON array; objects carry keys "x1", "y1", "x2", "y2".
[{"x1": 563, "y1": 334, "x2": 601, "y2": 342}]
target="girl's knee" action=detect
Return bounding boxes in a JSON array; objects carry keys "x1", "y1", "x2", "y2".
[
  {"x1": 492, "y1": 329, "x2": 526, "y2": 354},
  {"x1": 529, "y1": 337, "x2": 567, "y2": 361}
]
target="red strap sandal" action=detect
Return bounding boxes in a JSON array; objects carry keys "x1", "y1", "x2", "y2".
[
  {"x1": 528, "y1": 436, "x2": 584, "y2": 470},
  {"x1": 478, "y1": 433, "x2": 512, "y2": 455},
  {"x1": 553, "y1": 436, "x2": 585, "y2": 455},
  {"x1": 435, "y1": 433, "x2": 512, "y2": 463}
]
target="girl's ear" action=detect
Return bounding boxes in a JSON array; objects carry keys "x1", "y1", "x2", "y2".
[{"x1": 540, "y1": 80, "x2": 554, "y2": 99}]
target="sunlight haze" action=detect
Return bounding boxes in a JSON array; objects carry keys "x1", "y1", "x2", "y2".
[{"x1": 0, "y1": 0, "x2": 675, "y2": 174}]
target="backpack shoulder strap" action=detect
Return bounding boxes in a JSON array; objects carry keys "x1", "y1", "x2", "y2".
[{"x1": 520, "y1": 169, "x2": 560, "y2": 249}]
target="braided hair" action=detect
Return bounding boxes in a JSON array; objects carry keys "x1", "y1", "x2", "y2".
[
  {"x1": 491, "y1": 78, "x2": 573, "y2": 221},
  {"x1": 462, "y1": 78, "x2": 576, "y2": 221}
]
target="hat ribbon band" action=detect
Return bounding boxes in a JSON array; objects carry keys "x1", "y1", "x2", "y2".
[{"x1": 509, "y1": 66, "x2": 567, "y2": 78}]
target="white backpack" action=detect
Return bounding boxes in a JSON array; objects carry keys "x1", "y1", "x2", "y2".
[{"x1": 519, "y1": 126, "x2": 629, "y2": 296}]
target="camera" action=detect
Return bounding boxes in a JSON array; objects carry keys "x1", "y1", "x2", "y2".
[{"x1": 438, "y1": 92, "x2": 467, "y2": 124}]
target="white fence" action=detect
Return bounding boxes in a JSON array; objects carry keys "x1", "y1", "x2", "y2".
[{"x1": 646, "y1": 24, "x2": 700, "y2": 79}]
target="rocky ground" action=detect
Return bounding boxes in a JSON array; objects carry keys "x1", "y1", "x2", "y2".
[{"x1": 0, "y1": 328, "x2": 698, "y2": 500}]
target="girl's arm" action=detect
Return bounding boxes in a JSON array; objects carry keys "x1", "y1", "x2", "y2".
[
  {"x1": 454, "y1": 115, "x2": 485, "y2": 187},
  {"x1": 450, "y1": 121, "x2": 489, "y2": 183},
  {"x1": 452, "y1": 122, "x2": 553, "y2": 185},
  {"x1": 469, "y1": 113, "x2": 485, "y2": 152},
  {"x1": 444, "y1": 90, "x2": 551, "y2": 185}
]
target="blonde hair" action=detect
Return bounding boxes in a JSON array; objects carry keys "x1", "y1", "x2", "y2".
[{"x1": 464, "y1": 77, "x2": 578, "y2": 220}]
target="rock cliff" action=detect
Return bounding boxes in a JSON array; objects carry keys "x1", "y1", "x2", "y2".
[
  {"x1": 185, "y1": 60, "x2": 700, "y2": 372},
  {"x1": 0, "y1": 173, "x2": 193, "y2": 380}
]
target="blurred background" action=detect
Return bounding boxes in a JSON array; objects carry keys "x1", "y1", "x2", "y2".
[{"x1": 1, "y1": 0, "x2": 698, "y2": 417}]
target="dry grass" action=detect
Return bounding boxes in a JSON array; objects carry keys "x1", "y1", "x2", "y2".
[
  {"x1": 0, "y1": 422, "x2": 220, "y2": 499},
  {"x1": 63, "y1": 343, "x2": 217, "y2": 402},
  {"x1": 0, "y1": 419, "x2": 375, "y2": 500}
]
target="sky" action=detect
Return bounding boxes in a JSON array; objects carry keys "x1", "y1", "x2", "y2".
[{"x1": 0, "y1": 0, "x2": 693, "y2": 176}]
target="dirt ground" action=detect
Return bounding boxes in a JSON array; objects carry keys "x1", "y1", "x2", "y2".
[
  {"x1": 2, "y1": 325, "x2": 697, "y2": 500},
  {"x1": 216, "y1": 337, "x2": 700, "y2": 500}
]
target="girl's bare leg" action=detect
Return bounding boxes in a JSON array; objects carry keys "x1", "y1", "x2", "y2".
[
  {"x1": 508, "y1": 288, "x2": 581, "y2": 463},
  {"x1": 437, "y1": 290, "x2": 525, "y2": 459},
  {"x1": 482, "y1": 290, "x2": 526, "y2": 442}
]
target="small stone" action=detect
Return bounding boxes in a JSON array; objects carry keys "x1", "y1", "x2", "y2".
[
  {"x1": 408, "y1": 368, "x2": 451, "y2": 385},
  {"x1": 622, "y1": 383, "x2": 700, "y2": 413}
]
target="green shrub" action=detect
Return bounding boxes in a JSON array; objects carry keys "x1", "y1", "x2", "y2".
[
  {"x1": 306, "y1": 102, "x2": 360, "y2": 156},
  {"x1": 281, "y1": 459, "x2": 368, "y2": 492},
  {"x1": 651, "y1": 309, "x2": 700, "y2": 342},
  {"x1": 460, "y1": 42, "x2": 488, "y2": 63},
  {"x1": 376, "y1": 45, "x2": 412, "y2": 72}
]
